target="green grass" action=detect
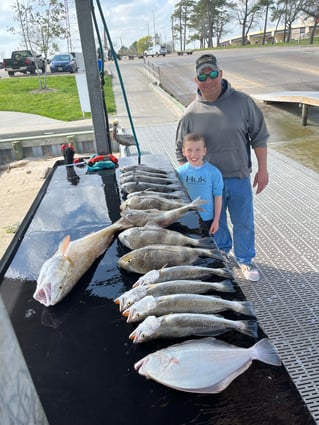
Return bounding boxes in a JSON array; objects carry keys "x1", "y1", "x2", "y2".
[{"x1": 0, "y1": 74, "x2": 116, "y2": 121}]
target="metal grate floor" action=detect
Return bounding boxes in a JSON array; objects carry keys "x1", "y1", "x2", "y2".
[{"x1": 126, "y1": 123, "x2": 319, "y2": 423}]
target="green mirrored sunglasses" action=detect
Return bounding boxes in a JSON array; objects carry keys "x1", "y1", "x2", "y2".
[{"x1": 197, "y1": 70, "x2": 219, "y2": 82}]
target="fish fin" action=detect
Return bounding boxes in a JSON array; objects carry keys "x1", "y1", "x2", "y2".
[
  {"x1": 252, "y1": 338, "x2": 282, "y2": 366},
  {"x1": 59, "y1": 235, "x2": 70, "y2": 256},
  {"x1": 238, "y1": 320, "x2": 258, "y2": 338}
]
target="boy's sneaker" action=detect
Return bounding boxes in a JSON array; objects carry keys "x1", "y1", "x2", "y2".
[{"x1": 239, "y1": 263, "x2": 260, "y2": 282}]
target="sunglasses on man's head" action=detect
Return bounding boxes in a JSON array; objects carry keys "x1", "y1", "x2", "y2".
[{"x1": 197, "y1": 70, "x2": 219, "y2": 82}]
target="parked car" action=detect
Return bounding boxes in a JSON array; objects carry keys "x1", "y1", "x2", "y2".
[
  {"x1": 50, "y1": 53, "x2": 78, "y2": 73},
  {"x1": 3, "y1": 50, "x2": 46, "y2": 76}
]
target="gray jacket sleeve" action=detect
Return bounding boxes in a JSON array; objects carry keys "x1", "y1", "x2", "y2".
[{"x1": 175, "y1": 118, "x2": 187, "y2": 163}]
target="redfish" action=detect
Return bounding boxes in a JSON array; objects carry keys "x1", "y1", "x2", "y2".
[{"x1": 34, "y1": 219, "x2": 130, "y2": 306}]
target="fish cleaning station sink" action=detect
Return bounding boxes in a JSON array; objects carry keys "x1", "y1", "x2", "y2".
[{"x1": 0, "y1": 154, "x2": 315, "y2": 425}]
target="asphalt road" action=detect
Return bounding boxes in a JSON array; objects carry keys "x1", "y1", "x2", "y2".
[{"x1": 146, "y1": 45, "x2": 319, "y2": 106}]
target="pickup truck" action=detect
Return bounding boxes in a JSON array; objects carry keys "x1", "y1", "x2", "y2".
[
  {"x1": 3, "y1": 50, "x2": 46, "y2": 76},
  {"x1": 144, "y1": 45, "x2": 167, "y2": 57}
]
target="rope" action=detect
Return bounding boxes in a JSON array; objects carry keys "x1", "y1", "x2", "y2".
[{"x1": 94, "y1": 0, "x2": 142, "y2": 164}]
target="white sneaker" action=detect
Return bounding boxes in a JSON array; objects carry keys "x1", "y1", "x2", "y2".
[{"x1": 239, "y1": 263, "x2": 260, "y2": 282}]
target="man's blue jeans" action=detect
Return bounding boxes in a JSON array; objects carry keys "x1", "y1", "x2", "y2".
[{"x1": 213, "y1": 177, "x2": 256, "y2": 264}]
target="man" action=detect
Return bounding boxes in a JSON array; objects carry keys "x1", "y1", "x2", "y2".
[{"x1": 175, "y1": 53, "x2": 269, "y2": 282}]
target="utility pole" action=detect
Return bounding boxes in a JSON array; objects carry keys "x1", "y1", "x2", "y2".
[{"x1": 74, "y1": 0, "x2": 109, "y2": 154}]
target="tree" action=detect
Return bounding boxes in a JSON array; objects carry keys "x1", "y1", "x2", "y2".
[
  {"x1": 190, "y1": 0, "x2": 234, "y2": 48},
  {"x1": 171, "y1": 0, "x2": 196, "y2": 51},
  {"x1": 274, "y1": 0, "x2": 305, "y2": 42},
  {"x1": 136, "y1": 36, "x2": 153, "y2": 55},
  {"x1": 234, "y1": 0, "x2": 261, "y2": 45},
  {"x1": 300, "y1": 0, "x2": 319, "y2": 43},
  {"x1": 9, "y1": 0, "x2": 69, "y2": 89},
  {"x1": 256, "y1": 0, "x2": 275, "y2": 44}
]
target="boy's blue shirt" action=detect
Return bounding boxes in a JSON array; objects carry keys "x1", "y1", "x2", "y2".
[{"x1": 176, "y1": 161, "x2": 223, "y2": 221}]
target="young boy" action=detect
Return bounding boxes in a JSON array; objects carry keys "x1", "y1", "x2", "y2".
[{"x1": 176, "y1": 133, "x2": 223, "y2": 235}]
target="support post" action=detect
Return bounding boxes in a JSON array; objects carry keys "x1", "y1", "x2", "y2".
[
  {"x1": 74, "y1": 0, "x2": 109, "y2": 154},
  {"x1": 301, "y1": 103, "x2": 308, "y2": 126}
]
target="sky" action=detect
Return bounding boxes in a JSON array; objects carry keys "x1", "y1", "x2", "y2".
[{"x1": 0, "y1": 0, "x2": 178, "y2": 60}]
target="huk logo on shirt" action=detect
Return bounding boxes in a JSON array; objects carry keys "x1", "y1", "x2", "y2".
[{"x1": 185, "y1": 175, "x2": 207, "y2": 183}]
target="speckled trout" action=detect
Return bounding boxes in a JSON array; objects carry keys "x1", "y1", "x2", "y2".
[
  {"x1": 129, "y1": 313, "x2": 258, "y2": 342},
  {"x1": 34, "y1": 219, "x2": 130, "y2": 306},
  {"x1": 133, "y1": 265, "x2": 233, "y2": 287},
  {"x1": 115, "y1": 279, "x2": 235, "y2": 312},
  {"x1": 134, "y1": 337, "x2": 281, "y2": 394},
  {"x1": 122, "y1": 294, "x2": 255, "y2": 322}
]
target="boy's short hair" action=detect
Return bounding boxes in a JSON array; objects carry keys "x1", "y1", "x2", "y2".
[{"x1": 183, "y1": 133, "x2": 206, "y2": 146}]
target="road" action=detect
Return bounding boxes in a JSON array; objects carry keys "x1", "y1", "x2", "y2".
[{"x1": 146, "y1": 45, "x2": 319, "y2": 106}]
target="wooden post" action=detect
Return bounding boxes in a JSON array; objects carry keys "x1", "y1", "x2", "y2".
[{"x1": 301, "y1": 104, "x2": 308, "y2": 126}]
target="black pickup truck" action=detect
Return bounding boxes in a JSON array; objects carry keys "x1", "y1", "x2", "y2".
[{"x1": 3, "y1": 50, "x2": 46, "y2": 76}]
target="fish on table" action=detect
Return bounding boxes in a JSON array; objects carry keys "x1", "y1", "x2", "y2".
[
  {"x1": 120, "y1": 170, "x2": 172, "y2": 181},
  {"x1": 133, "y1": 265, "x2": 233, "y2": 287},
  {"x1": 33, "y1": 218, "x2": 131, "y2": 307},
  {"x1": 126, "y1": 190, "x2": 186, "y2": 200},
  {"x1": 120, "y1": 181, "x2": 182, "y2": 194},
  {"x1": 120, "y1": 196, "x2": 187, "y2": 211},
  {"x1": 120, "y1": 173, "x2": 176, "y2": 186},
  {"x1": 119, "y1": 197, "x2": 207, "y2": 227},
  {"x1": 134, "y1": 337, "x2": 281, "y2": 393},
  {"x1": 120, "y1": 164, "x2": 170, "y2": 175},
  {"x1": 118, "y1": 244, "x2": 223, "y2": 275},
  {"x1": 118, "y1": 226, "x2": 214, "y2": 250},
  {"x1": 129, "y1": 313, "x2": 258, "y2": 342},
  {"x1": 122, "y1": 294, "x2": 255, "y2": 322},
  {"x1": 115, "y1": 279, "x2": 235, "y2": 312}
]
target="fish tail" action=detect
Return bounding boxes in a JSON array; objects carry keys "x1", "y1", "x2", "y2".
[
  {"x1": 237, "y1": 320, "x2": 258, "y2": 338},
  {"x1": 207, "y1": 250, "x2": 224, "y2": 261},
  {"x1": 252, "y1": 338, "x2": 282, "y2": 366},
  {"x1": 219, "y1": 279, "x2": 236, "y2": 293},
  {"x1": 189, "y1": 196, "x2": 208, "y2": 212},
  {"x1": 196, "y1": 236, "x2": 217, "y2": 248},
  {"x1": 236, "y1": 301, "x2": 256, "y2": 317}
]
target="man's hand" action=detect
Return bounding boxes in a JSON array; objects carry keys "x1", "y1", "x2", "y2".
[{"x1": 253, "y1": 169, "x2": 269, "y2": 194}]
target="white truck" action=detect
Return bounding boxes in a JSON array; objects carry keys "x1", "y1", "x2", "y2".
[{"x1": 144, "y1": 45, "x2": 167, "y2": 57}]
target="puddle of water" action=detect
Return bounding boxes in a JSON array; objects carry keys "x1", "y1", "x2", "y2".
[{"x1": 261, "y1": 103, "x2": 319, "y2": 173}]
